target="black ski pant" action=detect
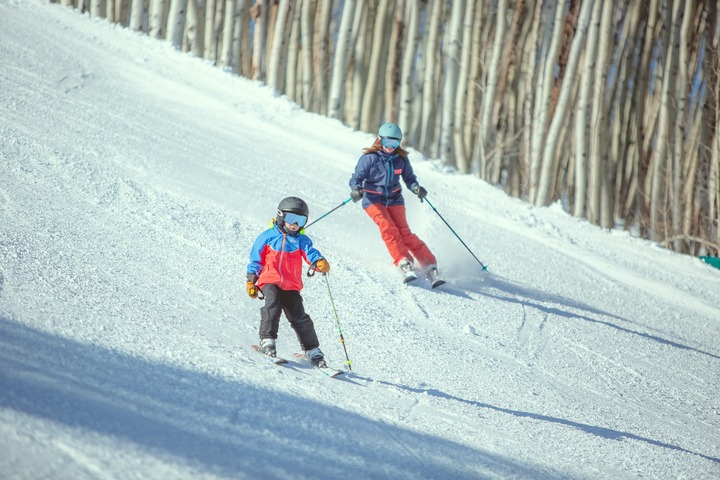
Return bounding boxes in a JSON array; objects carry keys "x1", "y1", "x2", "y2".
[{"x1": 258, "y1": 284, "x2": 319, "y2": 351}]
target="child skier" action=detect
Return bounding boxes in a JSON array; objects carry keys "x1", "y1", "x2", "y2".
[{"x1": 246, "y1": 197, "x2": 330, "y2": 367}]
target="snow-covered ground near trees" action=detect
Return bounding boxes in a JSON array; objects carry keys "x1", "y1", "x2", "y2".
[{"x1": 1, "y1": 1, "x2": 719, "y2": 478}]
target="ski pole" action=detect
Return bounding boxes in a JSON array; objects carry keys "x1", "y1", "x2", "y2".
[
  {"x1": 424, "y1": 197, "x2": 488, "y2": 271},
  {"x1": 304, "y1": 197, "x2": 352, "y2": 230},
  {"x1": 322, "y1": 273, "x2": 352, "y2": 371}
]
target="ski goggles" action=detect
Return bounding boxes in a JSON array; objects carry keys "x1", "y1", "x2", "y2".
[
  {"x1": 281, "y1": 211, "x2": 308, "y2": 227},
  {"x1": 380, "y1": 136, "x2": 401, "y2": 149}
]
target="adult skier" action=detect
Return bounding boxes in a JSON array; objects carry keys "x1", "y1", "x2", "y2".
[{"x1": 348, "y1": 122, "x2": 442, "y2": 286}]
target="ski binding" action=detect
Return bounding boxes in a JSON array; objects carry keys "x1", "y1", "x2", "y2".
[
  {"x1": 293, "y1": 353, "x2": 344, "y2": 378},
  {"x1": 251, "y1": 344, "x2": 288, "y2": 365}
]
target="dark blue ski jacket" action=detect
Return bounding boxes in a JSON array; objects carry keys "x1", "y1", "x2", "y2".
[{"x1": 349, "y1": 150, "x2": 419, "y2": 209}]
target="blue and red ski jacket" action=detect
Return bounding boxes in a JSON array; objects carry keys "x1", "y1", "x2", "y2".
[
  {"x1": 349, "y1": 150, "x2": 419, "y2": 209},
  {"x1": 247, "y1": 224, "x2": 324, "y2": 292}
]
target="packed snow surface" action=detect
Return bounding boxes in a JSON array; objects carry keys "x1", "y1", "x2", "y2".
[{"x1": 1, "y1": 1, "x2": 719, "y2": 479}]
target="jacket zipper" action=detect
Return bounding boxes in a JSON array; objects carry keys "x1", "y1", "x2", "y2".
[
  {"x1": 278, "y1": 231, "x2": 287, "y2": 286},
  {"x1": 384, "y1": 156, "x2": 393, "y2": 207}
]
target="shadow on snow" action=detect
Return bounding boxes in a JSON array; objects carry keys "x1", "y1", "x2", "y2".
[
  {"x1": 346, "y1": 375, "x2": 720, "y2": 466},
  {"x1": 466, "y1": 273, "x2": 720, "y2": 360},
  {"x1": 0, "y1": 317, "x2": 548, "y2": 480}
]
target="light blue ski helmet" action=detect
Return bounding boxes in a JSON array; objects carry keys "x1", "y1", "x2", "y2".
[{"x1": 378, "y1": 122, "x2": 402, "y2": 149}]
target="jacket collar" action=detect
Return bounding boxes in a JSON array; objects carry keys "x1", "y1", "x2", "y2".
[{"x1": 378, "y1": 150, "x2": 397, "y2": 162}]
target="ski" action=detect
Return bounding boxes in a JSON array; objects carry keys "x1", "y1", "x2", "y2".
[
  {"x1": 251, "y1": 344, "x2": 289, "y2": 365},
  {"x1": 403, "y1": 273, "x2": 418, "y2": 284},
  {"x1": 293, "y1": 353, "x2": 345, "y2": 378},
  {"x1": 428, "y1": 275, "x2": 446, "y2": 289}
]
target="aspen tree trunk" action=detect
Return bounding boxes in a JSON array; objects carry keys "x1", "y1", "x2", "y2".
[
  {"x1": 520, "y1": 0, "x2": 543, "y2": 201},
  {"x1": 266, "y1": 1, "x2": 277, "y2": 59},
  {"x1": 285, "y1": 3, "x2": 301, "y2": 100},
  {"x1": 713, "y1": 99, "x2": 720, "y2": 250},
  {"x1": 505, "y1": 0, "x2": 535, "y2": 193},
  {"x1": 267, "y1": 0, "x2": 292, "y2": 92},
  {"x1": 117, "y1": 0, "x2": 131, "y2": 25},
  {"x1": 672, "y1": 0, "x2": 694, "y2": 251},
  {"x1": 463, "y1": 0, "x2": 485, "y2": 169},
  {"x1": 612, "y1": 58, "x2": 632, "y2": 222},
  {"x1": 300, "y1": 0, "x2": 314, "y2": 110},
  {"x1": 91, "y1": 0, "x2": 105, "y2": 18},
  {"x1": 634, "y1": 0, "x2": 659, "y2": 237},
  {"x1": 360, "y1": 0, "x2": 392, "y2": 132},
  {"x1": 233, "y1": 0, "x2": 251, "y2": 76},
  {"x1": 348, "y1": 1, "x2": 370, "y2": 129},
  {"x1": 343, "y1": 0, "x2": 365, "y2": 122},
  {"x1": 518, "y1": 2, "x2": 543, "y2": 202},
  {"x1": 476, "y1": 0, "x2": 506, "y2": 179},
  {"x1": 312, "y1": 0, "x2": 333, "y2": 114},
  {"x1": 682, "y1": 102, "x2": 703, "y2": 251},
  {"x1": 555, "y1": 79, "x2": 579, "y2": 200},
  {"x1": 399, "y1": 0, "x2": 420, "y2": 140},
  {"x1": 535, "y1": 0, "x2": 593, "y2": 207},
  {"x1": 574, "y1": 0, "x2": 602, "y2": 217},
  {"x1": 547, "y1": 0, "x2": 580, "y2": 122},
  {"x1": 150, "y1": 0, "x2": 166, "y2": 38},
  {"x1": 252, "y1": 0, "x2": 269, "y2": 81},
  {"x1": 650, "y1": 0, "x2": 682, "y2": 240},
  {"x1": 429, "y1": 21, "x2": 446, "y2": 160},
  {"x1": 185, "y1": 0, "x2": 204, "y2": 56},
  {"x1": 107, "y1": 0, "x2": 116, "y2": 22},
  {"x1": 204, "y1": 0, "x2": 218, "y2": 60},
  {"x1": 219, "y1": 0, "x2": 236, "y2": 68},
  {"x1": 588, "y1": 0, "x2": 613, "y2": 226},
  {"x1": 384, "y1": 0, "x2": 405, "y2": 124},
  {"x1": 167, "y1": 0, "x2": 189, "y2": 48},
  {"x1": 613, "y1": 4, "x2": 642, "y2": 223},
  {"x1": 212, "y1": 0, "x2": 225, "y2": 64},
  {"x1": 699, "y1": 0, "x2": 720, "y2": 252},
  {"x1": 130, "y1": 0, "x2": 148, "y2": 31},
  {"x1": 418, "y1": 0, "x2": 442, "y2": 152},
  {"x1": 438, "y1": 0, "x2": 464, "y2": 166},
  {"x1": 530, "y1": 2, "x2": 564, "y2": 203},
  {"x1": 328, "y1": 0, "x2": 357, "y2": 120},
  {"x1": 407, "y1": 2, "x2": 428, "y2": 147},
  {"x1": 488, "y1": 5, "x2": 523, "y2": 187},
  {"x1": 452, "y1": 0, "x2": 475, "y2": 174}
]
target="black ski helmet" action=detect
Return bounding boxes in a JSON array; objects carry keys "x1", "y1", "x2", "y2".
[{"x1": 277, "y1": 196, "x2": 309, "y2": 217}]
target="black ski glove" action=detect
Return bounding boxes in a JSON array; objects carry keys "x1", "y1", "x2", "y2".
[
  {"x1": 350, "y1": 187, "x2": 363, "y2": 203},
  {"x1": 412, "y1": 185, "x2": 428, "y2": 202}
]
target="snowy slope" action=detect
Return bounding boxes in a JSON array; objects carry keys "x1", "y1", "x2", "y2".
[{"x1": 1, "y1": 1, "x2": 719, "y2": 479}]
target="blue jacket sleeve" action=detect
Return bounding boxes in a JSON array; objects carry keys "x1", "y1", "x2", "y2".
[
  {"x1": 349, "y1": 155, "x2": 371, "y2": 189},
  {"x1": 300, "y1": 235, "x2": 323, "y2": 265},
  {"x1": 401, "y1": 158, "x2": 419, "y2": 191}
]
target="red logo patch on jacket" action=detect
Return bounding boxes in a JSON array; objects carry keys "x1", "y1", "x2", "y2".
[{"x1": 394, "y1": 168, "x2": 402, "y2": 174}]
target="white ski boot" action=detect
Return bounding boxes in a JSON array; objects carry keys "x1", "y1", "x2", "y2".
[
  {"x1": 398, "y1": 259, "x2": 418, "y2": 284},
  {"x1": 258, "y1": 338, "x2": 277, "y2": 357},
  {"x1": 426, "y1": 265, "x2": 446, "y2": 289}
]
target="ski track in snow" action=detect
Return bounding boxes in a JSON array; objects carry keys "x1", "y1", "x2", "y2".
[{"x1": 1, "y1": 1, "x2": 719, "y2": 479}]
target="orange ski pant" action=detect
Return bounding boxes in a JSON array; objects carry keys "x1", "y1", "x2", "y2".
[{"x1": 364, "y1": 203, "x2": 437, "y2": 268}]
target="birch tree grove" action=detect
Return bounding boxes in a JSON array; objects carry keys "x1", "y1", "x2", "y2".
[{"x1": 50, "y1": 0, "x2": 720, "y2": 257}]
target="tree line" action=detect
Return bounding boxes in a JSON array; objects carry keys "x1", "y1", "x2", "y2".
[{"x1": 53, "y1": 0, "x2": 719, "y2": 257}]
